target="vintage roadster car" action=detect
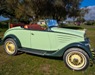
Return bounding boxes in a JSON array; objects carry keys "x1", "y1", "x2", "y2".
[{"x1": 0, "y1": 23, "x2": 94, "y2": 71}]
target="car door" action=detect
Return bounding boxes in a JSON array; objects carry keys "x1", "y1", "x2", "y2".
[
  {"x1": 30, "y1": 30, "x2": 51, "y2": 51},
  {"x1": 14, "y1": 29, "x2": 31, "y2": 48}
]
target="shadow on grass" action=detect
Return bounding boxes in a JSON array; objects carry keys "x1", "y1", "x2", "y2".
[
  {"x1": 17, "y1": 51, "x2": 25, "y2": 55},
  {"x1": 26, "y1": 53, "x2": 63, "y2": 61},
  {"x1": 15, "y1": 51, "x2": 62, "y2": 61},
  {"x1": 62, "y1": 26, "x2": 83, "y2": 30},
  {"x1": 0, "y1": 38, "x2": 3, "y2": 46},
  {"x1": 18, "y1": 51, "x2": 95, "y2": 67}
]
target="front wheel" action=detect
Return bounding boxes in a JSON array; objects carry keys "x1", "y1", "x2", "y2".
[
  {"x1": 4, "y1": 38, "x2": 18, "y2": 55},
  {"x1": 63, "y1": 48, "x2": 89, "y2": 71}
]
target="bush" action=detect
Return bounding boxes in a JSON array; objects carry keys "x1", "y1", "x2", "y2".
[
  {"x1": 0, "y1": 21, "x2": 9, "y2": 28},
  {"x1": 58, "y1": 23, "x2": 67, "y2": 28},
  {"x1": 84, "y1": 21, "x2": 95, "y2": 25}
]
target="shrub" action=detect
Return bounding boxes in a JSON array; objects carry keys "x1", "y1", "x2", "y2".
[
  {"x1": 84, "y1": 21, "x2": 95, "y2": 25},
  {"x1": 0, "y1": 22, "x2": 8, "y2": 28}
]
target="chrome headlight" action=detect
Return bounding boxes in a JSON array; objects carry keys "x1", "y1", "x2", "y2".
[
  {"x1": 85, "y1": 38, "x2": 90, "y2": 43},
  {"x1": 85, "y1": 38, "x2": 91, "y2": 48}
]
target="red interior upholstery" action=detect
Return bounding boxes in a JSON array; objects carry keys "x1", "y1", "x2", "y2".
[
  {"x1": 10, "y1": 23, "x2": 45, "y2": 30},
  {"x1": 24, "y1": 24, "x2": 45, "y2": 30},
  {"x1": 10, "y1": 23, "x2": 25, "y2": 28}
]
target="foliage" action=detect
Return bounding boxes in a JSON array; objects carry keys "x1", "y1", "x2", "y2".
[
  {"x1": 77, "y1": 17, "x2": 85, "y2": 22},
  {"x1": 75, "y1": 7, "x2": 89, "y2": 22},
  {"x1": 80, "y1": 7, "x2": 89, "y2": 17},
  {"x1": 0, "y1": 0, "x2": 82, "y2": 22},
  {"x1": 84, "y1": 21, "x2": 95, "y2": 25},
  {"x1": 0, "y1": 20, "x2": 9, "y2": 28}
]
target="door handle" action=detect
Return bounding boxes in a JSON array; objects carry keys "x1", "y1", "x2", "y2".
[{"x1": 31, "y1": 33, "x2": 34, "y2": 35}]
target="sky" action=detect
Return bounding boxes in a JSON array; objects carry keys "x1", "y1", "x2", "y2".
[
  {"x1": 0, "y1": 0, "x2": 95, "y2": 21},
  {"x1": 81, "y1": 0, "x2": 95, "y2": 7},
  {"x1": 84, "y1": 6, "x2": 95, "y2": 20},
  {"x1": 0, "y1": 16, "x2": 9, "y2": 21},
  {"x1": 81, "y1": 0, "x2": 95, "y2": 20}
]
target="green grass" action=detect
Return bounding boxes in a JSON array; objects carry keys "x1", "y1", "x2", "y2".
[
  {"x1": 0, "y1": 25, "x2": 95, "y2": 75},
  {"x1": 0, "y1": 28, "x2": 7, "y2": 38}
]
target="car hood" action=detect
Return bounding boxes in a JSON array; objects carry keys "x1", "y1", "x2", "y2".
[{"x1": 51, "y1": 27, "x2": 85, "y2": 37}]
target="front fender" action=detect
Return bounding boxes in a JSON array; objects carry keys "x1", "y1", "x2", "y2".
[
  {"x1": 49, "y1": 42, "x2": 92, "y2": 59},
  {"x1": 2, "y1": 34, "x2": 22, "y2": 48}
]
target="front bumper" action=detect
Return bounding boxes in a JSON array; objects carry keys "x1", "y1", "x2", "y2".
[
  {"x1": 85, "y1": 38, "x2": 95, "y2": 60},
  {"x1": 84, "y1": 38, "x2": 95, "y2": 65},
  {"x1": 91, "y1": 49, "x2": 95, "y2": 60}
]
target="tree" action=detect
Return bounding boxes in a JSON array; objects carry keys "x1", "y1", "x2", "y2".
[
  {"x1": 0, "y1": 0, "x2": 83, "y2": 22},
  {"x1": 76, "y1": 7, "x2": 89, "y2": 23},
  {"x1": 0, "y1": 0, "x2": 34, "y2": 23}
]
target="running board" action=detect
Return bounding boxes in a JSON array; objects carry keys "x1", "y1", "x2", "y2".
[{"x1": 18, "y1": 48, "x2": 56, "y2": 56}]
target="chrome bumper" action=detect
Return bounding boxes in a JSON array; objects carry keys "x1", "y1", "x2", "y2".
[
  {"x1": 85, "y1": 37, "x2": 90, "y2": 43},
  {"x1": 91, "y1": 49, "x2": 95, "y2": 59},
  {"x1": 90, "y1": 48, "x2": 95, "y2": 66}
]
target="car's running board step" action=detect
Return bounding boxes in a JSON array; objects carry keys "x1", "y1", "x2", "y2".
[{"x1": 18, "y1": 48, "x2": 56, "y2": 56}]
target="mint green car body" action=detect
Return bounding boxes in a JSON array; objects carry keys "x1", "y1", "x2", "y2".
[{"x1": 2, "y1": 26, "x2": 92, "y2": 58}]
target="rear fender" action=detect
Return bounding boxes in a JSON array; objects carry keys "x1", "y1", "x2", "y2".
[{"x1": 2, "y1": 34, "x2": 22, "y2": 48}]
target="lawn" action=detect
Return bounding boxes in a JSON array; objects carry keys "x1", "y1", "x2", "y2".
[{"x1": 0, "y1": 25, "x2": 95, "y2": 75}]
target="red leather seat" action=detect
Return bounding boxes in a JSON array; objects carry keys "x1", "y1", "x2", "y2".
[
  {"x1": 10, "y1": 23, "x2": 24, "y2": 28},
  {"x1": 24, "y1": 24, "x2": 45, "y2": 30}
]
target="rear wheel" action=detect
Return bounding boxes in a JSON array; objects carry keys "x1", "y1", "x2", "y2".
[
  {"x1": 63, "y1": 48, "x2": 89, "y2": 71},
  {"x1": 4, "y1": 38, "x2": 18, "y2": 55}
]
